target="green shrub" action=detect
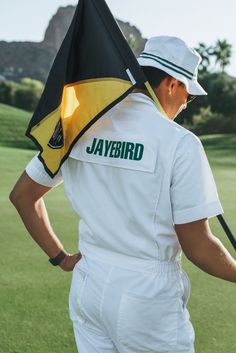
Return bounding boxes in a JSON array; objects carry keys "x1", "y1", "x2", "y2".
[
  {"x1": 190, "y1": 106, "x2": 236, "y2": 135},
  {"x1": 0, "y1": 78, "x2": 43, "y2": 112},
  {"x1": 0, "y1": 80, "x2": 19, "y2": 106}
]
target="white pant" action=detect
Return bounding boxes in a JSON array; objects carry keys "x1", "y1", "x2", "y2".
[{"x1": 69, "y1": 255, "x2": 195, "y2": 353}]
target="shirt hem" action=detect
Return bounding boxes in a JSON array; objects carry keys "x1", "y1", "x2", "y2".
[{"x1": 173, "y1": 201, "x2": 223, "y2": 224}]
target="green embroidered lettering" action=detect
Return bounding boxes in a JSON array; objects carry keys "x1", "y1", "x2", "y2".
[
  {"x1": 86, "y1": 138, "x2": 97, "y2": 154},
  {"x1": 124, "y1": 142, "x2": 135, "y2": 160},
  {"x1": 87, "y1": 137, "x2": 144, "y2": 161},
  {"x1": 104, "y1": 140, "x2": 113, "y2": 156},
  {"x1": 120, "y1": 141, "x2": 126, "y2": 159},
  {"x1": 133, "y1": 143, "x2": 144, "y2": 160},
  {"x1": 93, "y1": 139, "x2": 104, "y2": 155},
  {"x1": 109, "y1": 141, "x2": 116, "y2": 158},
  {"x1": 114, "y1": 141, "x2": 122, "y2": 158}
]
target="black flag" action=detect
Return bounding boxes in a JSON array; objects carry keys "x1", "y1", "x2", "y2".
[{"x1": 26, "y1": 0, "x2": 147, "y2": 176}]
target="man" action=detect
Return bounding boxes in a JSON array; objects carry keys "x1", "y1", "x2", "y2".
[{"x1": 10, "y1": 36, "x2": 236, "y2": 353}]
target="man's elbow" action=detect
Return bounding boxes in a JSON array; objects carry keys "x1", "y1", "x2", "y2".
[
  {"x1": 10, "y1": 171, "x2": 51, "y2": 210},
  {"x1": 10, "y1": 171, "x2": 35, "y2": 208},
  {"x1": 10, "y1": 173, "x2": 29, "y2": 208},
  {"x1": 9, "y1": 186, "x2": 23, "y2": 208}
]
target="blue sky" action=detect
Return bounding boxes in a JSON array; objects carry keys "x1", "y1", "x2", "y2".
[{"x1": 1, "y1": 0, "x2": 235, "y2": 76}]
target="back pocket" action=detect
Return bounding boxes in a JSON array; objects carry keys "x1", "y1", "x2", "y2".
[
  {"x1": 69, "y1": 264, "x2": 88, "y2": 324},
  {"x1": 117, "y1": 293, "x2": 180, "y2": 352}
]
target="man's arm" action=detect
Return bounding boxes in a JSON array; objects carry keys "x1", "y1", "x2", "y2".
[
  {"x1": 10, "y1": 171, "x2": 81, "y2": 271},
  {"x1": 175, "y1": 218, "x2": 236, "y2": 283}
]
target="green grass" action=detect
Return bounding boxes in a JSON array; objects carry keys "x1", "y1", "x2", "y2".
[
  {"x1": 189, "y1": 134, "x2": 236, "y2": 353},
  {"x1": 0, "y1": 147, "x2": 78, "y2": 353},
  {"x1": 0, "y1": 135, "x2": 236, "y2": 353},
  {"x1": 0, "y1": 103, "x2": 35, "y2": 149},
  {"x1": 201, "y1": 134, "x2": 236, "y2": 168}
]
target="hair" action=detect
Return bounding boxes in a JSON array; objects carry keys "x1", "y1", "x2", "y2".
[{"x1": 137, "y1": 66, "x2": 171, "y2": 89}]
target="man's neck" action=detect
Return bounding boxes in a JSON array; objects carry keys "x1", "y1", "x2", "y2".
[
  {"x1": 133, "y1": 88, "x2": 168, "y2": 118},
  {"x1": 133, "y1": 88, "x2": 151, "y2": 98}
]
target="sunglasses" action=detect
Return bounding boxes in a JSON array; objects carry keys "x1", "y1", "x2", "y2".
[
  {"x1": 187, "y1": 94, "x2": 196, "y2": 103},
  {"x1": 178, "y1": 81, "x2": 196, "y2": 104}
]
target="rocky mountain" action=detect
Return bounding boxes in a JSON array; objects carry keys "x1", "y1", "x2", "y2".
[
  {"x1": 0, "y1": 6, "x2": 146, "y2": 83},
  {"x1": 43, "y1": 6, "x2": 76, "y2": 52}
]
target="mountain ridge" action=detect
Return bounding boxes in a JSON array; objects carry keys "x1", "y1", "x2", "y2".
[{"x1": 0, "y1": 6, "x2": 146, "y2": 83}]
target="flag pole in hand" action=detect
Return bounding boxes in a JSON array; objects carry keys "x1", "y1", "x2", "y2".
[{"x1": 217, "y1": 215, "x2": 236, "y2": 251}]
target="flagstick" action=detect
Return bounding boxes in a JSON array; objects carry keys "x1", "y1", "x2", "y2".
[
  {"x1": 217, "y1": 215, "x2": 236, "y2": 251},
  {"x1": 144, "y1": 81, "x2": 167, "y2": 116}
]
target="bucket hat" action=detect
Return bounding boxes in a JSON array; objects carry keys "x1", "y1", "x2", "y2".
[{"x1": 137, "y1": 36, "x2": 207, "y2": 96}]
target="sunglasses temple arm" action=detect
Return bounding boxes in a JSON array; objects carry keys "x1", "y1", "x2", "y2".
[{"x1": 217, "y1": 214, "x2": 236, "y2": 251}]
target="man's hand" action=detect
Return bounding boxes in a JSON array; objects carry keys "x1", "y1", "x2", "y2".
[{"x1": 59, "y1": 252, "x2": 82, "y2": 272}]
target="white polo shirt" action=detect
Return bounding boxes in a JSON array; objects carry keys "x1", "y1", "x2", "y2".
[{"x1": 26, "y1": 93, "x2": 223, "y2": 264}]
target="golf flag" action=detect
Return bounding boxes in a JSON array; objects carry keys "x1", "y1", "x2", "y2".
[{"x1": 26, "y1": 0, "x2": 148, "y2": 177}]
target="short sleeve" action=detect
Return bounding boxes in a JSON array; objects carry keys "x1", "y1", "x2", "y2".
[
  {"x1": 25, "y1": 154, "x2": 63, "y2": 188},
  {"x1": 171, "y1": 133, "x2": 223, "y2": 224}
]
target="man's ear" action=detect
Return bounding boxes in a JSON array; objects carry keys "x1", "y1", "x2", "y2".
[{"x1": 164, "y1": 77, "x2": 178, "y2": 95}]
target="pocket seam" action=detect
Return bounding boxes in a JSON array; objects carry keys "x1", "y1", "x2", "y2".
[
  {"x1": 181, "y1": 270, "x2": 191, "y2": 309},
  {"x1": 117, "y1": 293, "x2": 179, "y2": 351},
  {"x1": 69, "y1": 267, "x2": 88, "y2": 324}
]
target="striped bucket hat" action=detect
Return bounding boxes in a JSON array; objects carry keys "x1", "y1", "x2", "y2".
[{"x1": 137, "y1": 36, "x2": 207, "y2": 96}]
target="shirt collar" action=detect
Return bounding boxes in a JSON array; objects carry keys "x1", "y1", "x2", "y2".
[{"x1": 128, "y1": 92, "x2": 166, "y2": 115}]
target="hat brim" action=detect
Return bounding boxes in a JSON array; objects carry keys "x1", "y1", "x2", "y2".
[
  {"x1": 137, "y1": 57, "x2": 207, "y2": 96},
  {"x1": 188, "y1": 80, "x2": 207, "y2": 96}
]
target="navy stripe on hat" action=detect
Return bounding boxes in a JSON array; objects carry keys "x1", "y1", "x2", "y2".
[{"x1": 139, "y1": 52, "x2": 197, "y2": 80}]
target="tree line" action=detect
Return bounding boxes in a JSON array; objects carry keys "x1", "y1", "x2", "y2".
[
  {"x1": 196, "y1": 39, "x2": 232, "y2": 73},
  {"x1": 179, "y1": 39, "x2": 236, "y2": 134},
  {"x1": 0, "y1": 38, "x2": 235, "y2": 135}
]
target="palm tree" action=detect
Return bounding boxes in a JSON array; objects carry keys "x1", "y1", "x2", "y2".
[
  {"x1": 195, "y1": 42, "x2": 211, "y2": 73},
  {"x1": 211, "y1": 39, "x2": 232, "y2": 73}
]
